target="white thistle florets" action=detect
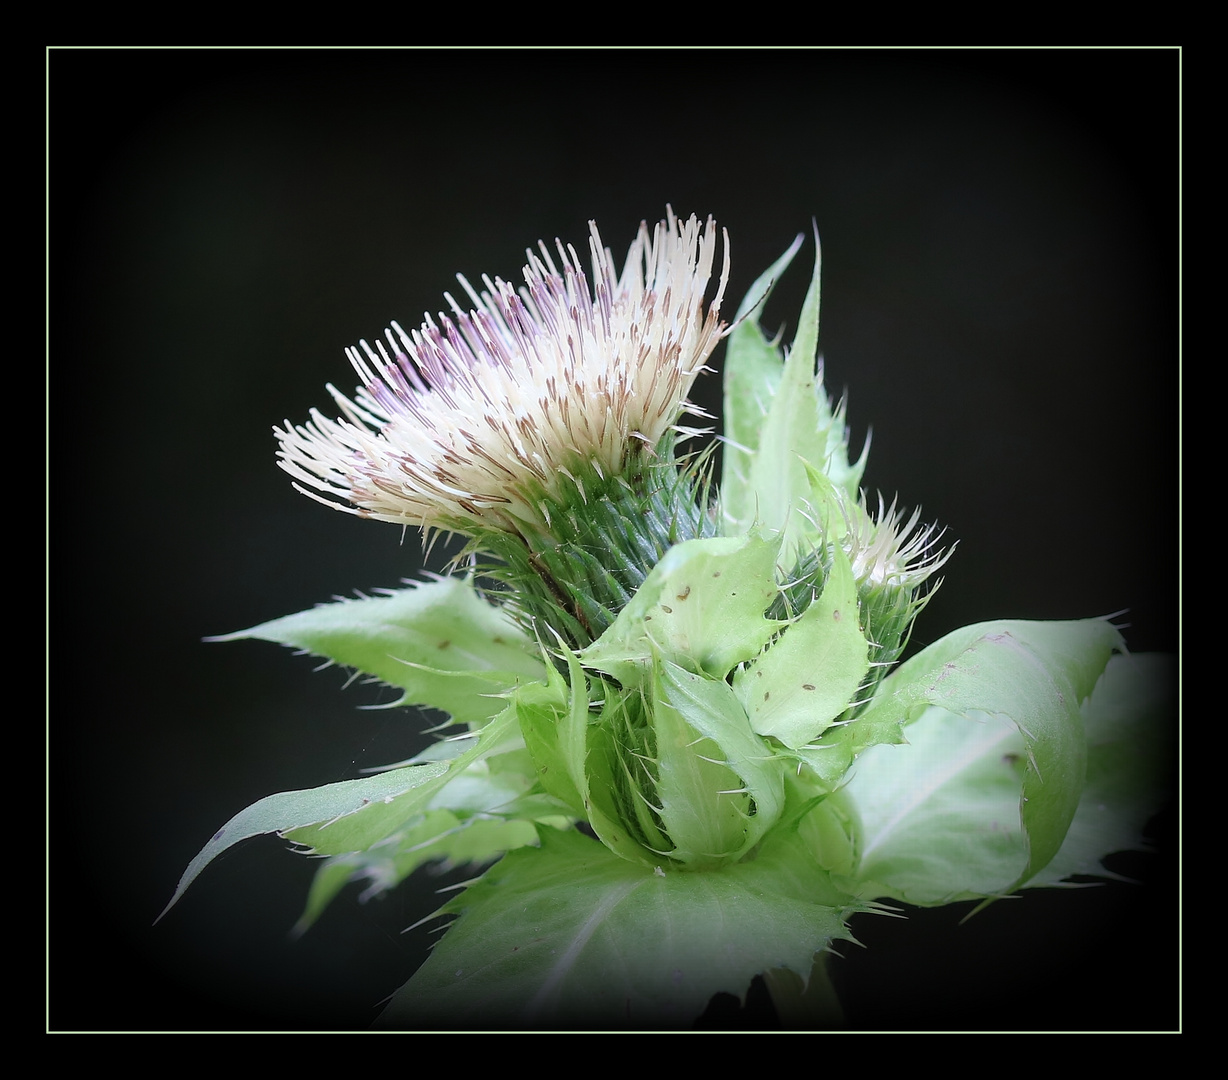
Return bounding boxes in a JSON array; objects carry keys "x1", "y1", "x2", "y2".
[
  {"x1": 846, "y1": 492, "x2": 953, "y2": 592},
  {"x1": 275, "y1": 210, "x2": 730, "y2": 539}
]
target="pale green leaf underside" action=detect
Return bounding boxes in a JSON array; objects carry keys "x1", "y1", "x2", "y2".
[
  {"x1": 845, "y1": 618, "x2": 1123, "y2": 894},
  {"x1": 376, "y1": 827, "x2": 859, "y2": 1029},
  {"x1": 839, "y1": 706, "x2": 1030, "y2": 904},
  {"x1": 1025, "y1": 652, "x2": 1176, "y2": 886}
]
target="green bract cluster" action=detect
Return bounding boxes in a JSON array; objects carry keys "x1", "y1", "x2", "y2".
[{"x1": 163, "y1": 219, "x2": 1173, "y2": 1029}]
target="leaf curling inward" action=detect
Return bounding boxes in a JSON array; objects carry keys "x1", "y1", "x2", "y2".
[{"x1": 841, "y1": 617, "x2": 1124, "y2": 901}]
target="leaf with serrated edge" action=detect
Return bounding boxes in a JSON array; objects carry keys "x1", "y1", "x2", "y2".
[
  {"x1": 284, "y1": 705, "x2": 524, "y2": 856},
  {"x1": 720, "y1": 235, "x2": 802, "y2": 535},
  {"x1": 734, "y1": 544, "x2": 869, "y2": 749},
  {"x1": 653, "y1": 655, "x2": 785, "y2": 862},
  {"x1": 209, "y1": 577, "x2": 546, "y2": 722},
  {"x1": 739, "y1": 237, "x2": 866, "y2": 562},
  {"x1": 157, "y1": 760, "x2": 449, "y2": 921},
  {"x1": 293, "y1": 810, "x2": 545, "y2": 936},
  {"x1": 515, "y1": 659, "x2": 587, "y2": 816},
  {"x1": 376, "y1": 826, "x2": 862, "y2": 1029},
  {"x1": 1024, "y1": 652, "x2": 1176, "y2": 886}
]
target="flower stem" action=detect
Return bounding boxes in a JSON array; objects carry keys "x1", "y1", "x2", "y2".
[{"x1": 762, "y1": 957, "x2": 845, "y2": 1030}]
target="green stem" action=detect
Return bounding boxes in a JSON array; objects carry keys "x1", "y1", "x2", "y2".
[{"x1": 762, "y1": 956, "x2": 845, "y2": 1030}]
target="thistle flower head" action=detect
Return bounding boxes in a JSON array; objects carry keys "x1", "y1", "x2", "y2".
[
  {"x1": 276, "y1": 210, "x2": 729, "y2": 541},
  {"x1": 845, "y1": 492, "x2": 952, "y2": 593}
]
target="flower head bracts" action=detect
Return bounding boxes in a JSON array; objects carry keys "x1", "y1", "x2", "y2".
[{"x1": 276, "y1": 211, "x2": 729, "y2": 540}]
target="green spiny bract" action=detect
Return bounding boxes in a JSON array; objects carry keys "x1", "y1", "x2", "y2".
[{"x1": 470, "y1": 434, "x2": 718, "y2": 651}]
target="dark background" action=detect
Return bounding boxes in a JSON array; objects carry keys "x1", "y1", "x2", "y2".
[{"x1": 52, "y1": 47, "x2": 1178, "y2": 1032}]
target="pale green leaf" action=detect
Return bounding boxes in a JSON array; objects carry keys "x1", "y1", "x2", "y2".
[
  {"x1": 515, "y1": 660, "x2": 587, "y2": 816},
  {"x1": 376, "y1": 827, "x2": 861, "y2": 1029},
  {"x1": 645, "y1": 685, "x2": 751, "y2": 867},
  {"x1": 284, "y1": 704, "x2": 525, "y2": 856},
  {"x1": 210, "y1": 577, "x2": 547, "y2": 722},
  {"x1": 653, "y1": 656, "x2": 786, "y2": 862},
  {"x1": 845, "y1": 618, "x2": 1123, "y2": 894},
  {"x1": 838, "y1": 706, "x2": 1031, "y2": 904},
  {"x1": 734, "y1": 544, "x2": 870, "y2": 748},
  {"x1": 157, "y1": 760, "x2": 449, "y2": 921},
  {"x1": 1025, "y1": 652, "x2": 1176, "y2": 886},
  {"x1": 293, "y1": 856, "x2": 359, "y2": 936},
  {"x1": 578, "y1": 533, "x2": 783, "y2": 684},
  {"x1": 293, "y1": 809, "x2": 544, "y2": 936},
  {"x1": 517, "y1": 648, "x2": 658, "y2": 868},
  {"x1": 735, "y1": 238, "x2": 867, "y2": 562},
  {"x1": 720, "y1": 234, "x2": 802, "y2": 534}
]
